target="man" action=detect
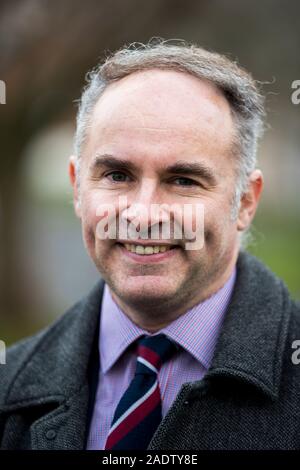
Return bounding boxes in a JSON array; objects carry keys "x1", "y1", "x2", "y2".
[{"x1": 1, "y1": 40, "x2": 300, "y2": 450}]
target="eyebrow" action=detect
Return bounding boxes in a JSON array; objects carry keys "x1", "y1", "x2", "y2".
[
  {"x1": 90, "y1": 154, "x2": 137, "y2": 173},
  {"x1": 90, "y1": 154, "x2": 217, "y2": 186},
  {"x1": 164, "y1": 160, "x2": 217, "y2": 186}
]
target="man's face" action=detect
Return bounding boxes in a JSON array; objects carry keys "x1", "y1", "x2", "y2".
[{"x1": 72, "y1": 69, "x2": 242, "y2": 319}]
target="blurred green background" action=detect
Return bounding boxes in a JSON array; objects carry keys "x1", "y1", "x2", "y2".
[{"x1": 0, "y1": 0, "x2": 299, "y2": 346}]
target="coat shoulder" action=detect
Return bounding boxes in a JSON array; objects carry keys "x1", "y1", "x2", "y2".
[
  {"x1": 0, "y1": 297, "x2": 84, "y2": 408},
  {"x1": 289, "y1": 298, "x2": 300, "y2": 335}
]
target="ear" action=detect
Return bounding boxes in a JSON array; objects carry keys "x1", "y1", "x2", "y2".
[
  {"x1": 237, "y1": 169, "x2": 264, "y2": 231},
  {"x1": 69, "y1": 155, "x2": 81, "y2": 218}
]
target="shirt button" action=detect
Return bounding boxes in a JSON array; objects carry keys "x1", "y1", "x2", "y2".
[{"x1": 46, "y1": 429, "x2": 57, "y2": 440}]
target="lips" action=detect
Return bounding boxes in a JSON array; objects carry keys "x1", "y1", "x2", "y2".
[
  {"x1": 116, "y1": 242, "x2": 180, "y2": 262},
  {"x1": 117, "y1": 239, "x2": 178, "y2": 246},
  {"x1": 117, "y1": 242, "x2": 176, "y2": 255}
]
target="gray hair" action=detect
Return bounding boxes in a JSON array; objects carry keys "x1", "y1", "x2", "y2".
[{"x1": 74, "y1": 39, "x2": 265, "y2": 223}]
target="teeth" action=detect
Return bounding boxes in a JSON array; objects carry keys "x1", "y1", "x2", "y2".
[
  {"x1": 136, "y1": 245, "x2": 145, "y2": 255},
  {"x1": 123, "y1": 244, "x2": 173, "y2": 255}
]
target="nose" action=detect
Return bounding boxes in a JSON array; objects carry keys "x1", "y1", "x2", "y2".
[{"x1": 120, "y1": 178, "x2": 170, "y2": 238}]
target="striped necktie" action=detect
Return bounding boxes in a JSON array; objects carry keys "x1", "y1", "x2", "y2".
[{"x1": 104, "y1": 334, "x2": 178, "y2": 450}]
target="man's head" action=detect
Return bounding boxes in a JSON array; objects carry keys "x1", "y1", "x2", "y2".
[{"x1": 69, "y1": 40, "x2": 264, "y2": 330}]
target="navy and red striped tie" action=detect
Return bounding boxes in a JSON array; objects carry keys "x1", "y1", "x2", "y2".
[{"x1": 104, "y1": 334, "x2": 178, "y2": 450}]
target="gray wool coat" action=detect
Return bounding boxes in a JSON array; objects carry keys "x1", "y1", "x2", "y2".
[{"x1": 1, "y1": 251, "x2": 300, "y2": 450}]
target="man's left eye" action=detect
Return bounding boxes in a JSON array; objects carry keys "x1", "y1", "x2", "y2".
[{"x1": 172, "y1": 177, "x2": 197, "y2": 186}]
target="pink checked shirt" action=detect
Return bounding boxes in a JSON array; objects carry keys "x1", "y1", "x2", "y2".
[{"x1": 86, "y1": 267, "x2": 237, "y2": 449}]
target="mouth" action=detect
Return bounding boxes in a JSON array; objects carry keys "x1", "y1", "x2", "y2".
[{"x1": 116, "y1": 241, "x2": 180, "y2": 263}]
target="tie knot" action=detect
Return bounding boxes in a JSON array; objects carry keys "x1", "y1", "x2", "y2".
[{"x1": 135, "y1": 334, "x2": 178, "y2": 375}]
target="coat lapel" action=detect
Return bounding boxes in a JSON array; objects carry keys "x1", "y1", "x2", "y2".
[{"x1": 205, "y1": 250, "x2": 292, "y2": 400}]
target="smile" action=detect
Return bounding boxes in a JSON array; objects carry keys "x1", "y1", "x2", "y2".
[
  {"x1": 116, "y1": 242, "x2": 180, "y2": 263},
  {"x1": 122, "y1": 243, "x2": 175, "y2": 255}
]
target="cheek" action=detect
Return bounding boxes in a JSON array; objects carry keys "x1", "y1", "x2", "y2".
[
  {"x1": 84, "y1": 223, "x2": 96, "y2": 247},
  {"x1": 80, "y1": 197, "x2": 99, "y2": 250},
  {"x1": 80, "y1": 191, "x2": 103, "y2": 229},
  {"x1": 80, "y1": 195, "x2": 118, "y2": 253},
  {"x1": 202, "y1": 203, "x2": 233, "y2": 243},
  {"x1": 80, "y1": 219, "x2": 96, "y2": 256}
]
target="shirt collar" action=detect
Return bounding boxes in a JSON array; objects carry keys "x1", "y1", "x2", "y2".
[{"x1": 99, "y1": 267, "x2": 237, "y2": 374}]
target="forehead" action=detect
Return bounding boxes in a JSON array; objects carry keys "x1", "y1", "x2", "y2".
[{"x1": 84, "y1": 69, "x2": 235, "y2": 166}]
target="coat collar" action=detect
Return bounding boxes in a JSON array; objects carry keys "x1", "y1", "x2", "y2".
[{"x1": 4, "y1": 251, "x2": 292, "y2": 410}]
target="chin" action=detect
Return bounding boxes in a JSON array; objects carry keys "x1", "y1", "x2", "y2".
[{"x1": 115, "y1": 277, "x2": 176, "y2": 301}]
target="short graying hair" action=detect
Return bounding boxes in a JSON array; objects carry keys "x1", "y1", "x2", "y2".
[{"x1": 74, "y1": 39, "x2": 265, "y2": 222}]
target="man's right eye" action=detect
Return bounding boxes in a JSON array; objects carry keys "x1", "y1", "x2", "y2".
[{"x1": 105, "y1": 171, "x2": 130, "y2": 182}]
